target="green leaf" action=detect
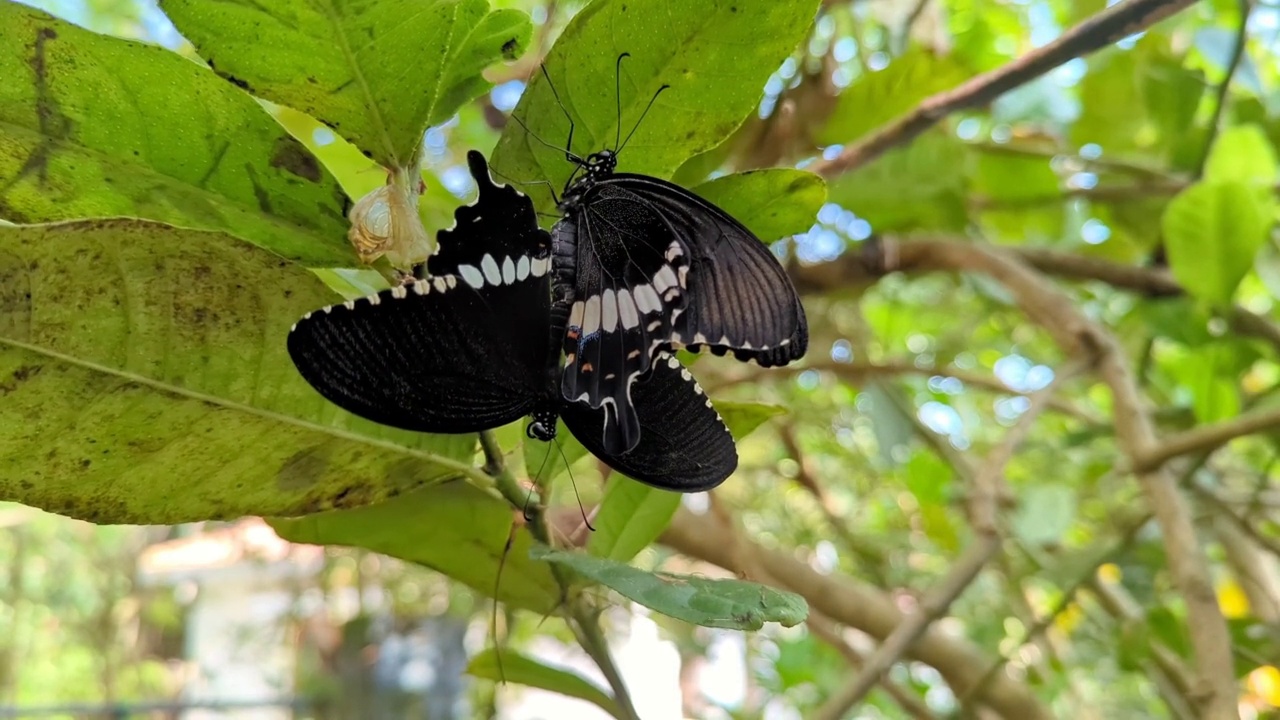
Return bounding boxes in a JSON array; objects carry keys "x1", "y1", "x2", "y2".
[
  {"x1": 1203, "y1": 124, "x2": 1279, "y2": 187},
  {"x1": 1168, "y1": 344, "x2": 1241, "y2": 424},
  {"x1": 467, "y1": 649, "x2": 622, "y2": 718},
  {"x1": 0, "y1": 5, "x2": 352, "y2": 266},
  {"x1": 716, "y1": 401, "x2": 788, "y2": 440},
  {"x1": 972, "y1": 151, "x2": 1059, "y2": 202},
  {"x1": 271, "y1": 482, "x2": 561, "y2": 613},
  {"x1": 904, "y1": 452, "x2": 952, "y2": 506},
  {"x1": 160, "y1": 0, "x2": 532, "y2": 169},
  {"x1": 0, "y1": 219, "x2": 475, "y2": 524},
  {"x1": 1072, "y1": 49, "x2": 1145, "y2": 153},
  {"x1": 691, "y1": 169, "x2": 825, "y2": 242},
  {"x1": 491, "y1": 0, "x2": 821, "y2": 209},
  {"x1": 816, "y1": 48, "x2": 969, "y2": 146},
  {"x1": 1162, "y1": 180, "x2": 1267, "y2": 305},
  {"x1": 1011, "y1": 484, "x2": 1077, "y2": 546},
  {"x1": 826, "y1": 130, "x2": 968, "y2": 233},
  {"x1": 588, "y1": 481, "x2": 681, "y2": 563},
  {"x1": 531, "y1": 546, "x2": 808, "y2": 630}
]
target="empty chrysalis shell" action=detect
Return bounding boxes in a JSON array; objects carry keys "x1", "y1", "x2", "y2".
[{"x1": 347, "y1": 170, "x2": 434, "y2": 269}]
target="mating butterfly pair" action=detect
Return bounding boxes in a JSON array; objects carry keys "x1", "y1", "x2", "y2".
[{"x1": 288, "y1": 146, "x2": 807, "y2": 492}]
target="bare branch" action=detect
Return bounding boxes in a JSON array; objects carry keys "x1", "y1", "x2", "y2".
[
  {"x1": 806, "y1": 613, "x2": 939, "y2": 720},
  {"x1": 660, "y1": 508, "x2": 1055, "y2": 720},
  {"x1": 1134, "y1": 406, "x2": 1280, "y2": 473},
  {"x1": 1194, "y1": 0, "x2": 1252, "y2": 177},
  {"x1": 814, "y1": 370, "x2": 1065, "y2": 719},
  {"x1": 824, "y1": 238, "x2": 1240, "y2": 718},
  {"x1": 809, "y1": 0, "x2": 1200, "y2": 178}
]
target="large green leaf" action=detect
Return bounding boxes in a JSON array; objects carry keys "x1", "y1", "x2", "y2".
[
  {"x1": 160, "y1": 0, "x2": 531, "y2": 169},
  {"x1": 491, "y1": 0, "x2": 821, "y2": 209},
  {"x1": 691, "y1": 169, "x2": 826, "y2": 242},
  {"x1": 826, "y1": 130, "x2": 968, "y2": 233},
  {"x1": 0, "y1": 219, "x2": 474, "y2": 524},
  {"x1": 816, "y1": 47, "x2": 969, "y2": 146},
  {"x1": 1203, "y1": 124, "x2": 1278, "y2": 188},
  {"x1": 0, "y1": 5, "x2": 352, "y2": 266},
  {"x1": 587, "y1": 480, "x2": 681, "y2": 563},
  {"x1": 1162, "y1": 180, "x2": 1267, "y2": 305},
  {"x1": 271, "y1": 482, "x2": 561, "y2": 613},
  {"x1": 468, "y1": 649, "x2": 622, "y2": 718},
  {"x1": 532, "y1": 546, "x2": 808, "y2": 630}
]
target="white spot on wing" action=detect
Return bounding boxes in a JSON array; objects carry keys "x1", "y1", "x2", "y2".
[
  {"x1": 502, "y1": 256, "x2": 516, "y2": 284},
  {"x1": 446, "y1": 275, "x2": 458, "y2": 289},
  {"x1": 481, "y1": 254, "x2": 502, "y2": 285},
  {"x1": 412, "y1": 281, "x2": 428, "y2": 295},
  {"x1": 653, "y1": 264, "x2": 678, "y2": 293},
  {"x1": 531, "y1": 256, "x2": 549, "y2": 277},
  {"x1": 344, "y1": 300, "x2": 356, "y2": 309},
  {"x1": 582, "y1": 295, "x2": 602, "y2": 334},
  {"x1": 368, "y1": 294, "x2": 382, "y2": 305},
  {"x1": 665, "y1": 242, "x2": 682, "y2": 262},
  {"x1": 647, "y1": 320, "x2": 661, "y2": 332},
  {"x1": 459, "y1": 264, "x2": 484, "y2": 288},
  {"x1": 433, "y1": 276, "x2": 448, "y2": 292},
  {"x1": 693, "y1": 332, "x2": 708, "y2": 344},
  {"x1": 390, "y1": 285, "x2": 408, "y2": 299},
  {"x1": 517, "y1": 255, "x2": 531, "y2": 281},
  {"x1": 617, "y1": 289, "x2": 639, "y2": 329},
  {"x1": 665, "y1": 354, "x2": 679, "y2": 369},
  {"x1": 601, "y1": 289, "x2": 618, "y2": 332},
  {"x1": 634, "y1": 283, "x2": 661, "y2": 313},
  {"x1": 569, "y1": 300, "x2": 585, "y2": 329}
]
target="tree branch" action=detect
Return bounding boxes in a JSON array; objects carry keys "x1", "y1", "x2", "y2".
[
  {"x1": 818, "y1": 238, "x2": 1239, "y2": 718},
  {"x1": 809, "y1": 0, "x2": 1200, "y2": 178},
  {"x1": 660, "y1": 508, "x2": 1055, "y2": 720},
  {"x1": 1134, "y1": 406, "x2": 1280, "y2": 473},
  {"x1": 814, "y1": 368, "x2": 1066, "y2": 719}
]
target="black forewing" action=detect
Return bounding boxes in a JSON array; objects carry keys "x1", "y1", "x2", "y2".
[
  {"x1": 605, "y1": 173, "x2": 808, "y2": 366},
  {"x1": 561, "y1": 353, "x2": 738, "y2": 492},
  {"x1": 287, "y1": 151, "x2": 553, "y2": 433}
]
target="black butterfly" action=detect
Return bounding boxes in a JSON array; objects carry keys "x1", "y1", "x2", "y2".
[
  {"x1": 287, "y1": 150, "x2": 737, "y2": 492},
  {"x1": 534, "y1": 56, "x2": 808, "y2": 455}
]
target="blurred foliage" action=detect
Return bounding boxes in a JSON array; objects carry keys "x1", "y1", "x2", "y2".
[{"x1": 2, "y1": 0, "x2": 1280, "y2": 718}]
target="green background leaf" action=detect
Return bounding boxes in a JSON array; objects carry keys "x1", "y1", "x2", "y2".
[
  {"x1": 490, "y1": 0, "x2": 821, "y2": 209},
  {"x1": 160, "y1": 0, "x2": 531, "y2": 168},
  {"x1": 468, "y1": 649, "x2": 622, "y2": 718},
  {"x1": 271, "y1": 482, "x2": 561, "y2": 613},
  {"x1": 533, "y1": 546, "x2": 808, "y2": 630},
  {"x1": 692, "y1": 169, "x2": 826, "y2": 242},
  {"x1": 0, "y1": 5, "x2": 352, "y2": 266},
  {"x1": 1162, "y1": 180, "x2": 1266, "y2": 305},
  {"x1": 0, "y1": 219, "x2": 473, "y2": 523}
]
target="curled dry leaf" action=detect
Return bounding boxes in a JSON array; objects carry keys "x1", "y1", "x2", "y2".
[{"x1": 347, "y1": 169, "x2": 435, "y2": 269}]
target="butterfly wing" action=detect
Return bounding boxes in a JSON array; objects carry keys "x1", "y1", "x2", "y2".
[
  {"x1": 288, "y1": 151, "x2": 554, "y2": 433},
  {"x1": 606, "y1": 174, "x2": 808, "y2": 367},
  {"x1": 561, "y1": 353, "x2": 737, "y2": 492},
  {"x1": 554, "y1": 186, "x2": 692, "y2": 453}
]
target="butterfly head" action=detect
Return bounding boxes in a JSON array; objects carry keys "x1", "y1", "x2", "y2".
[
  {"x1": 525, "y1": 405, "x2": 560, "y2": 442},
  {"x1": 583, "y1": 149, "x2": 618, "y2": 177}
]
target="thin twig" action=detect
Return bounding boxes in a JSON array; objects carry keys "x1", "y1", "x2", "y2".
[
  {"x1": 813, "y1": 369, "x2": 1066, "y2": 719},
  {"x1": 836, "y1": 239, "x2": 1238, "y2": 718},
  {"x1": 810, "y1": 0, "x2": 1199, "y2": 177},
  {"x1": 1133, "y1": 406, "x2": 1280, "y2": 473},
  {"x1": 807, "y1": 613, "x2": 940, "y2": 720},
  {"x1": 1193, "y1": 0, "x2": 1252, "y2": 177},
  {"x1": 477, "y1": 430, "x2": 640, "y2": 720}
]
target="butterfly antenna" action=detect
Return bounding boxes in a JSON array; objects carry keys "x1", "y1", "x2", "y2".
[
  {"x1": 556, "y1": 437, "x2": 595, "y2": 532},
  {"x1": 522, "y1": 442, "x2": 554, "y2": 522},
  {"x1": 489, "y1": 165, "x2": 561, "y2": 206},
  {"x1": 509, "y1": 111, "x2": 583, "y2": 170},
  {"x1": 613, "y1": 52, "x2": 631, "y2": 151},
  {"x1": 539, "y1": 64, "x2": 583, "y2": 165},
  {"x1": 618, "y1": 83, "x2": 670, "y2": 156}
]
